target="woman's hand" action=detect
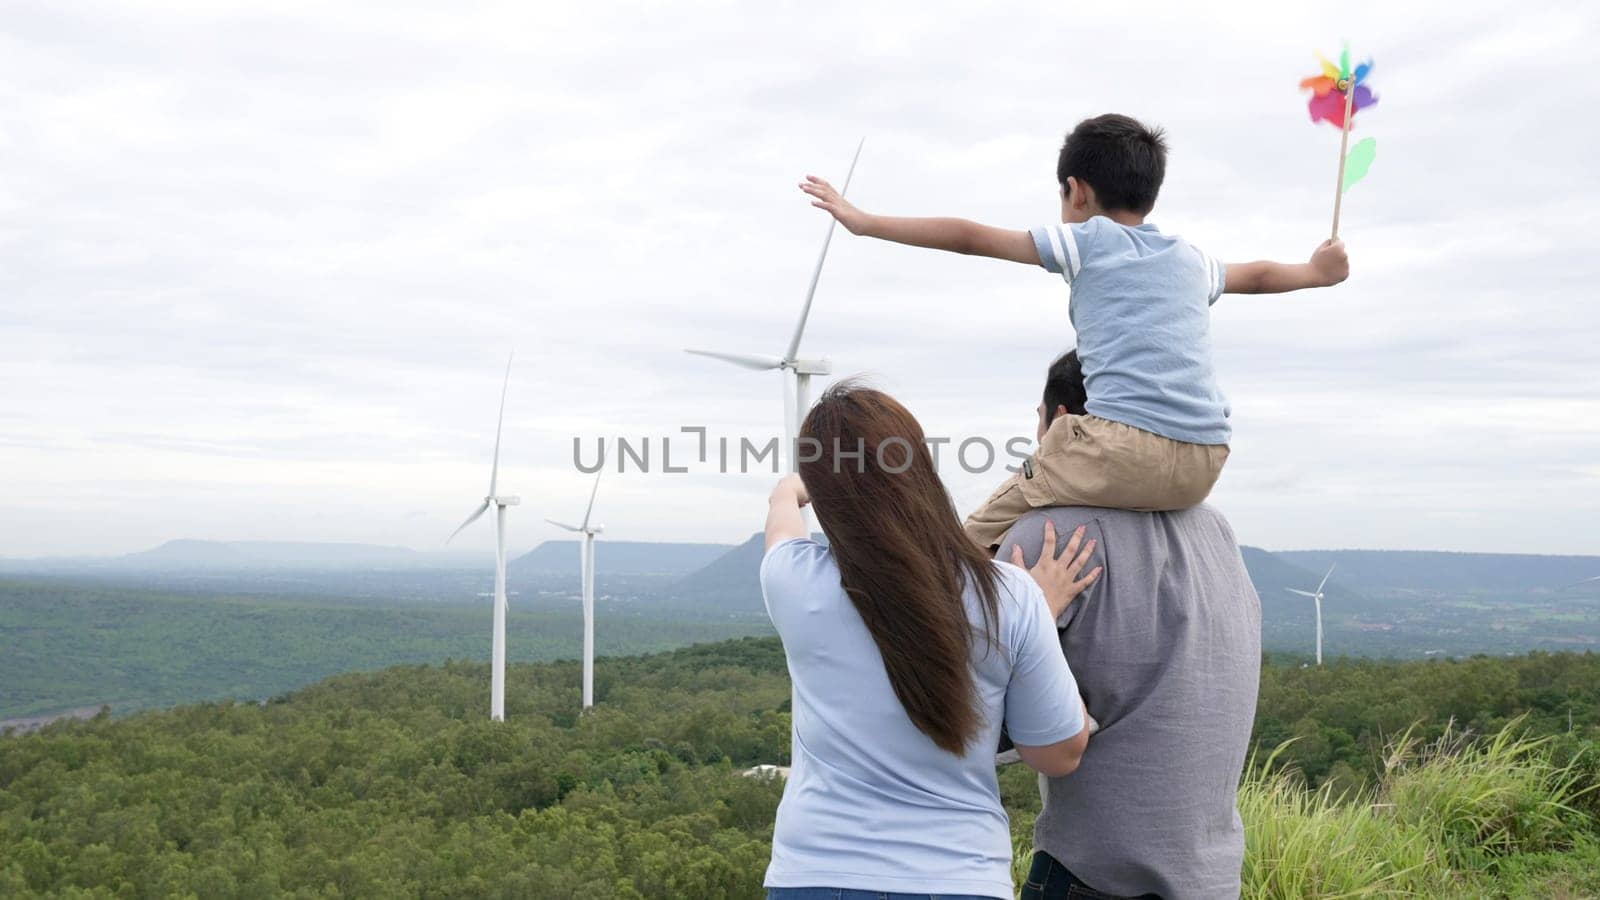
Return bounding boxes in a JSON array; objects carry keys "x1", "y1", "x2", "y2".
[
  {"x1": 771, "y1": 472, "x2": 810, "y2": 507},
  {"x1": 1011, "y1": 521, "x2": 1102, "y2": 620}
]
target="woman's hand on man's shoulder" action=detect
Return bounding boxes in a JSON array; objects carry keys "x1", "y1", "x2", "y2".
[{"x1": 1009, "y1": 519, "x2": 1103, "y2": 620}]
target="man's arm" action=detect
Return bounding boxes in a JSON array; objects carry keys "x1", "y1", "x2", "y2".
[
  {"x1": 800, "y1": 175, "x2": 1040, "y2": 265},
  {"x1": 1226, "y1": 238, "x2": 1349, "y2": 294}
]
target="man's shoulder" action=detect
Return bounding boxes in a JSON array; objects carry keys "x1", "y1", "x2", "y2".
[
  {"x1": 1011, "y1": 502, "x2": 1232, "y2": 528},
  {"x1": 1007, "y1": 504, "x2": 1239, "y2": 554}
]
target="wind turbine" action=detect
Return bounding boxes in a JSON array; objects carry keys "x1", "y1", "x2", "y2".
[
  {"x1": 686, "y1": 138, "x2": 864, "y2": 474},
  {"x1": 1286, "y1": 564, "x2": 1336, "y2": 666},
  {"x1": 447, "y1": 354, "x2": 519, "y2": 721},
  {"x1": 547, "y1": 471, "x2": 603, "y2": 709}
]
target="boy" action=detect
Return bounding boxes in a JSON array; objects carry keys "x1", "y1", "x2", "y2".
[{"x1": 800, "y1": 114, "x2": 1349, "y2": 550}]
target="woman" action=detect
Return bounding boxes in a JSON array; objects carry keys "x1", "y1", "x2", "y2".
[{"x1": 760, "y1": 383, "x2": 1100, "y2": 900}]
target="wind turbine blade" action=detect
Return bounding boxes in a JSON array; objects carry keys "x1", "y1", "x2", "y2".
[
  {"x1": 786, "y1": 136, "x2": 864, "y2": 363},
  {"x1": 580, "y1": 470, "x2": 601, "y2": 531},
  {"x1": 684, "y1": 349, "x2": 784, "y2": 371},
  {"x1": 1315, "y1": 564, "x2": 1336, "y2": 595},
  {"x1": 488, "y1": 352, "x2": 513, "y2": 497},
  {"x1": 447, "y1": 500, "x2": 491, "y2": 543},
  {"x1": 1285, "y1": 588, "x2": 1319, "y2": 598},
  {"x1": 545, "y1": 518, "x2": 583, "y2": 532}
]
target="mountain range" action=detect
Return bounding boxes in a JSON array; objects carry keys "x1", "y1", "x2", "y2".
[
  {"x1": 1275, "y1": 550, "x2": 1599, "y2": 593},
  {"x1": 513, "y1": 540, "x2": 732, "y2": 577},
  {"x1": 664, "y1": 532, "x2": 1378, "y2": 617},
  {"x1": 5, "y1": 538, "x2": 1597, "y2": 612}
]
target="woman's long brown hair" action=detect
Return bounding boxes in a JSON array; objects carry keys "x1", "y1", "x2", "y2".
[{"x1": 798, "y1": 381, "x2": 1000, "y2": 755}]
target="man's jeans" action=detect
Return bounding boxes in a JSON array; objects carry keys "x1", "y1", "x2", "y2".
[{"x1": 1019, "y1": 851, "x2": 1162, "y2": 900}]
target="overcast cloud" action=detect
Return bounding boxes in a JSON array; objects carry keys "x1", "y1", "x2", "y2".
[{"x1": 2, "y1": 0, "x2": 1597, "y2": 557}]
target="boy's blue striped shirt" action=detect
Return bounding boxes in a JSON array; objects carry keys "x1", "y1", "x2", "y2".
[{"x1": 1031, "y1": 216, "x2": 1231, "y2": 445}]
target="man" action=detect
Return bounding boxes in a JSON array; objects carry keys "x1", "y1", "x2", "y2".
[{"x1": 1000, "y1": 350, "x2": 1262, "y2": 900}]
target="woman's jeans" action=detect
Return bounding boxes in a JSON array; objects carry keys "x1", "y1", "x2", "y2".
[{"x1": 761, "y1": 883, "x2": 998, "y2": 890}]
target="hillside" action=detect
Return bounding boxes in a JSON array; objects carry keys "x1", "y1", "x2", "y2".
[
  {"x1": 2, "y1": 641, "x2": 1598, "y2": 898},
  {"x1": 117, "y1": 540, "x2": 486, "y2": 570},
  {"x1": 1277, "y1": 549, "x2": 1600, "y2": 593},
  {"x1": 666, "y1": 532, "x2": 825, "y2": 613},
  {"x1": 0, "y1": 578, "x2": 771, "y2": 721},
  {"x1": 671, "y1": 534, "x2": 1362, "y2": 621},
  {"x1": 512, "y1": 540, "x2": 733, "y2": 577}
]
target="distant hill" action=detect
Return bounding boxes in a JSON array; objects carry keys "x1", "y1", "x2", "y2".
[
  {"x1": 1276, "y1": 550, "x2": 1600, "y2": 593},
  {"x1": 1241, "y1": 545, "x2": 1368, "y2": 609},
  {"x1": 668, "y1": 532, "x2": 825, "y2": 613},
  {"x1": 115, "y1": 540, "x2": 485, "y2": 570},
  {"x1": 513, "y1": 540, "x2": 733, "y2": 577},
  {"x1": 667, "y1": 533, "x2": 1362, "y2": 626}
]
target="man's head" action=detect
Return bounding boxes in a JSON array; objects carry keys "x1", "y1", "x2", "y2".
[
  {"x1": 1057, "y1": 114, "x2": 1168, "y2": 224},
  {"x1": 1037, "y1": 349, "x2": 1087, "y2": 442}
]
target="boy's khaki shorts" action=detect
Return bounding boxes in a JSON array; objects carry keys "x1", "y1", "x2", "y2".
[{"x1": 964, "y1": 414, "x2": 1230, "y2": 551}]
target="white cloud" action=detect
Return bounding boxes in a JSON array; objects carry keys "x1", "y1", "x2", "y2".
[{"x1": 2, "y1": 0, "x2": 1597, "y2": 556}]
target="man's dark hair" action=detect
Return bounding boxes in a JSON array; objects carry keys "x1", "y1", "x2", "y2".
[
  {"x1": 1043, "y1": 350, "x2": 1087, "y2": 427},
  {"x1": 1056, "y1": 114, "x2": 1168, "y2": 214}
]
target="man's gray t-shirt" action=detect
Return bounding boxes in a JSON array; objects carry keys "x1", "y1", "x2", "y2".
[{"x1": 1000, "y1": 505, "x2": 1261, "y2": 900}]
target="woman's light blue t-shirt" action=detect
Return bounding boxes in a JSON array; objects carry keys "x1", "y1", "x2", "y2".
[{"x1": 759, "y1": 538, "x2": 1084, "y2": 899}]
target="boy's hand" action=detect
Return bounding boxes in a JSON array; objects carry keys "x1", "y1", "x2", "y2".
[
  {"x1": 799, "y1": 179, "x2": 1039, "y2": 264},
  {"x1": 1309, "y1": 238, "x2": 1349, "y2": 286},
  {"x1": 800, "y1": 175, "x2": 871, "y2": 235}
]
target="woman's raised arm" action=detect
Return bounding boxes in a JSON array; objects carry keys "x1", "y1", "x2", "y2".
[{"x1": 765, "y1": 473, "x2": 811, "y2": 550}]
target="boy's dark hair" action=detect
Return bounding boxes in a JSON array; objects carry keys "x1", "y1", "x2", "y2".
[
  {"x1": 1056, "y1": 114, "x2": 1168, "y2": 214},
  {"x1": 1043, "y1": 350, "x2": 1088, "y2": 427}
]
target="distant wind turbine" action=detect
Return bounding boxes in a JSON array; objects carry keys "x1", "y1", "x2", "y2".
[
  {"x1": 686, "y1": 138, "x2": 864, "y2": 474},
  {"x1": 547, "y1": 471, "x2": 604, "y2": 709},
  {"x1": 447, "y1": 354, "x2": 519, "y2": 721},
  {"x1": 1286, "y1": 564, "x2": 1336, "y2": 666}
]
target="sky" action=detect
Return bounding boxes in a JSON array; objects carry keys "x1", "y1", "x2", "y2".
[{"x1": 3, "y1": 0, "x2": 1598, "y2": 558}]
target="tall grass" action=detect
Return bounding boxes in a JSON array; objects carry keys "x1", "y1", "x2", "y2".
[
  {"x1": 1240, "y1": 744, "x2": 1447, "y2": 898},
  {"x1": 1240, "y1": 719, "x2": 1593, "y2": 899},
  {"x1": 1009, "y1": 721, "x2": 1595, "y2": 899}
]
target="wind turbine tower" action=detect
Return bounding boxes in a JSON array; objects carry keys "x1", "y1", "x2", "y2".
[
  {"x1": 447, "y1": 355, "x2": 520, "y2": 721},
  {"x1": 547, "y1": 472, "x2": 604, "y2": 709},
  {"x1": 1286, "y1": 564, "x2": 1336, "y2": 666}
]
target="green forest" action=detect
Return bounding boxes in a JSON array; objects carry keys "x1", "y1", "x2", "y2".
[
  {"x1": 0, "y1": 578, "x2": 769, "y2": 721},
  {"x1": 3, "y1": 638, "x2": 1599, "y2": 898}
]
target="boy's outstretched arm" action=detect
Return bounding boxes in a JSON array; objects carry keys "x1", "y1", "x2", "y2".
[
  {"x1": 800, "y1": 175, "x2": 1039, "y2": 265},
  {"x1": 1225, "y1": 239, "x2": 1349, "y2": 294}
]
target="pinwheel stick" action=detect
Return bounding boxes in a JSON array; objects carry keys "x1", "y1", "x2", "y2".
[{"x1": 1330, "y1": 80, "x2": 1357, "y2": 240}]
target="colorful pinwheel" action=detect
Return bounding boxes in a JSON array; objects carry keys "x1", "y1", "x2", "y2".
[
  {"x1": 1300, "y1": 46, "x2": 1377, "y2": 129},
  {"x1": 1301, "y1": 44, "x2": 1380, "y2": 238}
]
